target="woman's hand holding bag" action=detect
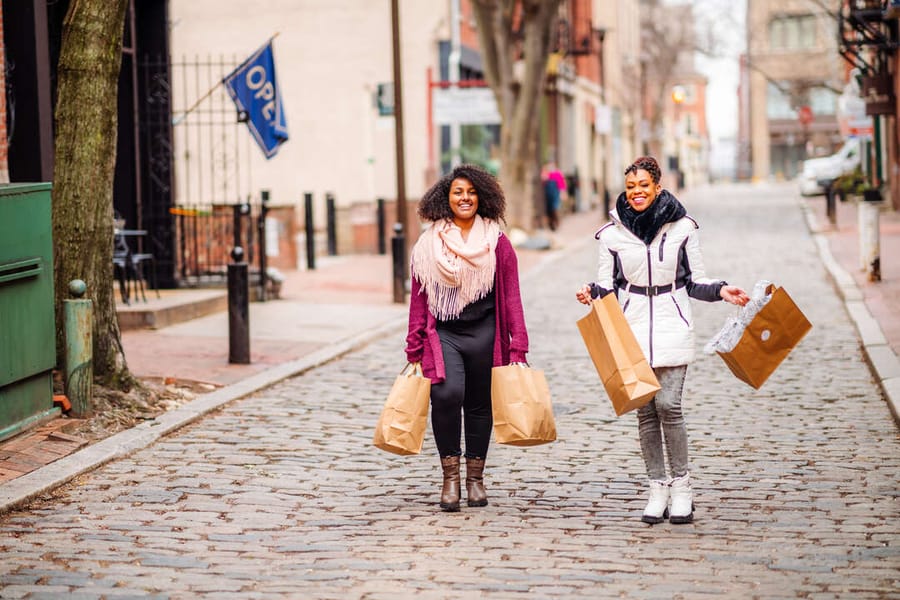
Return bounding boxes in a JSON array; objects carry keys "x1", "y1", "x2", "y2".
[
  {"x1": 373, "y1": 362, "x2": 431, "y2": 455},
  {"x1": 491, "y1": 362, "x2": 557, "y2": 446}
]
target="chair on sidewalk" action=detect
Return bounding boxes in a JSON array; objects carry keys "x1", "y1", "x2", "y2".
[
  {"x1": 130, "y1": 250, "x2": 160, "y2": 301},
  {"x1": 112, "y1": 242, "x2": 132, "y2": 305},
  {"x1": 113, "y1": 230, "x2": 160, "y2": 304}
]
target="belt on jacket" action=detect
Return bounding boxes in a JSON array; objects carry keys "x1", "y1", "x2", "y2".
[{"x1": 625, "y1": 281, "x2": 685, "y2": 297}]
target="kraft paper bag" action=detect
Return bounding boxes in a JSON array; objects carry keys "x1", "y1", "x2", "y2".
[
  {"x1": 373, "y1": 363, "x2": 431, "y2": 455},
  {"x1": 717, "y1": 285, "x2": 812, "y2": 389},
  {"x1": 491, "y1": 364, "x2": 557, "y2": 446},
  {"x1": 577, "y1": 294, "x2": 661, "y2": 416}
]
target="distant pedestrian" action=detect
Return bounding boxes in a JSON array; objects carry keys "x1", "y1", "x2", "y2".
[
  {"x1": 406, "y1": 163, "x2": 530, "y2": 512},
  {"x1": 542, "y1": 161, "x2": 566, "y2": 231},
  {"x1": 575, "y1": 156, "x2": 749, "y2": 524}
]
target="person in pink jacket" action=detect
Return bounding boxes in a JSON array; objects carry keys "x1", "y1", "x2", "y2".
[{"x1": 406, "y1": 164, "x2": 530, "y2": 512}]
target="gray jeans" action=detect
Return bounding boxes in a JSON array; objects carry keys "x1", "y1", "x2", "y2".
[{"x1": 637, "y1": 365, "x2": 689, "y2": 480}]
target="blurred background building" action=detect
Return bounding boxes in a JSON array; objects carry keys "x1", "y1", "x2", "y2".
[{"x1": 4, "y1": 0, "x2": 896, "y2": 285}]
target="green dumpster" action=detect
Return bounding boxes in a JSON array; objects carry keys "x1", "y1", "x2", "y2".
[{"x1": 0, "y1": 183, "x2": 58, "y2": 441}]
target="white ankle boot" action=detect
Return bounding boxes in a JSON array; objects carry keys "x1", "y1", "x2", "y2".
[
  {"x1": 641, "y1": 479, "x2": 670, "y2": 524},
  {"x1": 669, "y1": 473, "x2": 694, "y2": 524}
]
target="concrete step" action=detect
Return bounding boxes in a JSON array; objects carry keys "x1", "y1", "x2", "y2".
[{"x1": 116, "y1": 289, "x2": 227, "y2": 330}]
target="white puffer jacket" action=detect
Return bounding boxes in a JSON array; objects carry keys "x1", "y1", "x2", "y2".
[{"x1": 592, "y1": 209, "x2": 725, "y2": 367}]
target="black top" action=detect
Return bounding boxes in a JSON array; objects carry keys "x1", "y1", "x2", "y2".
[{"x1": 438, "y1": 288, "x2": 496, "y2": 324}]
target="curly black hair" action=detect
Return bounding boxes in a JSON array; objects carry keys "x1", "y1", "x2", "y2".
[
  {"x1": 624, "y1": 156, "x2": 662, "y2": 184},
  {"x1": 417, "y1": 163, "x2": 506, "y2": 223}
]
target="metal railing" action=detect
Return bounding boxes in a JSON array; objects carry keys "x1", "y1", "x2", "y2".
[{"x1": 172, "y1": 202, "x2": 262, "y2": 285}]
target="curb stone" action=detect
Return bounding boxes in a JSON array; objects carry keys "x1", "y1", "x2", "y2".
[{"x1": 799, "y1": 196, "x2": 900, "y2": 427}]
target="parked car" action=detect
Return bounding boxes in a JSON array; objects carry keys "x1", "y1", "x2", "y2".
[{"x1": 798, "y1": 138, "x2": 862, "y2": 196}]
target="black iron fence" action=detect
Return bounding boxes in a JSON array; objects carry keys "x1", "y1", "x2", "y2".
[
  {"x1": 172, "y1": 201, "x2": 264, "y2": 285},
  {"x1": 165, "y1": 54, "x2": 259, "y2": 284}
]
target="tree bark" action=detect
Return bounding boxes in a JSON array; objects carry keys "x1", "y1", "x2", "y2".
[
  {"x1": 472, "y1": 0, "x2": 562, "y2": 232},
  {"x1": 52, "y1": 0, "x2": 133, "y2": 387}
]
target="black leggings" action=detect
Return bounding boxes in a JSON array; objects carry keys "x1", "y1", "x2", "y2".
[{"x1": 431, "y1": 314, "x2": 495, "y2": 459}]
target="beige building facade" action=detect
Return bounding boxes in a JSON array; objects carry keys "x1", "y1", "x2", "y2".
[
  {"x1": 168, "y1": 1, "x2": 655, "y2": 243},
  {"x1": 595, "y1": 0, "x2": 643, "y2": 195},
  {"x1": 169, "y1": 0, "x2": 448, "y2": 223},
  {"x1": 745, "y1": 0, "x2": 845, "y2": 181}
]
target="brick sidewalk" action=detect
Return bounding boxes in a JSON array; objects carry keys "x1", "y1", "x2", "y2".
[
  {"x1": 0, "y1": 421, "x2": 86, "y2": 484},
  {"x1": 802, "y1": 191, "x2": 900, "y2": 357}
]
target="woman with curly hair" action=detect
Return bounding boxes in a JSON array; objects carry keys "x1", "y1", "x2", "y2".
[
  {"x1": 576, "y1": 156, "x2": 748, "y2": 525},
  {"x1": 405, "y1": 163, "x2": 530, "y2": 512}
]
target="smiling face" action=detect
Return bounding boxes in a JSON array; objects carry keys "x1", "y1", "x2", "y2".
[
  {"x1": 448, "y1": 177, "x2": 479, "y2": 227},
  {"x1": 624, "y1": 168, "x2": 660, "y2": 212}
]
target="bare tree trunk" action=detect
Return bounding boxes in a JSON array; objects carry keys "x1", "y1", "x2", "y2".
[
  {"x1": 472, "y1": 0, "x2": 562, "y2": 232},
  {"x1": 52, "y1": 0, "x2": 133, "y2": 387}
]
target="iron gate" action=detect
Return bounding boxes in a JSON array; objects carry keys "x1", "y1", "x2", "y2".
[{"x1": 138, "y1": 54, "x2": 261, "y2": 285}]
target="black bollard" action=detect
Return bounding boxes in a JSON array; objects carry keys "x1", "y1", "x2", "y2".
[
  {"x1": 326, "y1": 192, "x2": 337, "y2": 256},
  {"x1": 228, "y1": 246, "x2": 251, "y2": 364},
  {"x1": 258, "y1": 190, "x2": 269, "y2": 302},
  {"x1": 304, "y1": 192, "x2": 316, "y2": 270},
  {"x1": 821, "y1": 179, "x2": 836, "y2": 226},
  {"x1": 391, "y1": 222, "x2": 406, "y2": 304},
  {"x1": 233, "y1": 202, "x2": 250, "y2": 250},
  {"x1": 376, "y1": 198, "x2": 386, "y2": 255}
]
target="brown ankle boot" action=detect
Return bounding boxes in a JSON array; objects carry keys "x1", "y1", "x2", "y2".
[
  {"x1": 465, "y1": 457, "x2": 488, "y2": 507},
  {"x1": 439, "y1": 456, "x2": 461, "y2": 512}
]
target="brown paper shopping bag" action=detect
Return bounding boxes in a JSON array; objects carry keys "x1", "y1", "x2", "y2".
[
  {"x1": 491, "y1": 364, "x2": 557, "y2": 446},
  {"x1": 577, "y1": 294, "x2": 661, "y2": 416},
  {"x1": 373, "y1": 363, "x2": 431, "y2": 455},
  {"x1": 717, "y1": 285, "x2": 812, "y2": 389}
]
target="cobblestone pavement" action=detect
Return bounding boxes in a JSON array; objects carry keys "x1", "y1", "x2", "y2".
[{"x1": 1, "y1": 184, "x2": 898, "y2": 599}]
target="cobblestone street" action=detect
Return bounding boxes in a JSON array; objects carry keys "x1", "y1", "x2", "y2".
[{"x1": 1, "y1": 184, "x2": 898, "y2": 599}]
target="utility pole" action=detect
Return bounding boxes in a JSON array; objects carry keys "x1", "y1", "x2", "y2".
[
  {"x1": 390, "y1": 0, "x2": 408, "y2": 303},
  {"x1": 449, "y1": 0, "x2": 462, "y2": 167}
]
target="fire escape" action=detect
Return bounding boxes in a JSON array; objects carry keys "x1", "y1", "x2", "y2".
[{"x1": 839, "y1": 0, "x2": 899, "y2": 112}]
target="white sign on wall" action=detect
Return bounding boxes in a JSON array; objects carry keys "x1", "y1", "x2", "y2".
[
  {"x1": 433, "y1": 87, "x2": 501, "y2": 125},
  {"x1": 265, "y1": 217, "x2": 280, "y2": 257},
  {"x1": 595, "y1": 103, "x2": 612, "y2": 134}
]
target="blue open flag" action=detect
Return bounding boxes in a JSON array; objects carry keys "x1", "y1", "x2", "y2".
[{"x1": 223, "y1": 40, "x2": 288, "y2": 158}]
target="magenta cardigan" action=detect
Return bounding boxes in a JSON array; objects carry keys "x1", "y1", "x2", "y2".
[{"x1": 405, "y1": 233, "x2": 529, "y2": 384}]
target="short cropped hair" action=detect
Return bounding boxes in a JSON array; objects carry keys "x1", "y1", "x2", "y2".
[
  {"x1": 624, "y1": 156, "x2": 662, "y2": 184},
  {"x1": 418, "y1": 164, "x2": 506, "y2": 223}
]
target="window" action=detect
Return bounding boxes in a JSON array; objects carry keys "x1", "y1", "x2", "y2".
[
  {"x1": 769, "y1": 14, "x2": 817, "y2": 50},
  {"x1": 766, "y1": 82, "x2": 837, "y2": 120},
  {"x1": 809, "y1": 87, "x2": 837, "y2": 115},
  {"x1": 766, "y1": 82, "x2": 794, "y2": 119}
]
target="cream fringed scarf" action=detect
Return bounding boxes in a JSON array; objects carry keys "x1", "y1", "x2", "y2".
[{"x1": 411, "y1": 215, "x2": 501, "y2": 321}]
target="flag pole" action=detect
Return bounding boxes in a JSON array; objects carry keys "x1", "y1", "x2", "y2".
[{"x1": 172, "y1": 33, "x2": 281, "y2": 126}]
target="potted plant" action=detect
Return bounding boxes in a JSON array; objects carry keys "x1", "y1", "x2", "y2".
[{"x1": 833, "y1": 169, "x2": 882, "y2": 202}]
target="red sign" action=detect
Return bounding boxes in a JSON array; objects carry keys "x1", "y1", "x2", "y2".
[{"x1": 798, "y1": 105, "x2": 813, "y2": 126}]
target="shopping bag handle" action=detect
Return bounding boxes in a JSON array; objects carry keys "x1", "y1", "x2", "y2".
[
  {"x1": 509, "y1": 361, "x2": 530, "y2": 369},
  {"x1": 401, "y1": 362, "x2": 425, "y2": 376}
]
